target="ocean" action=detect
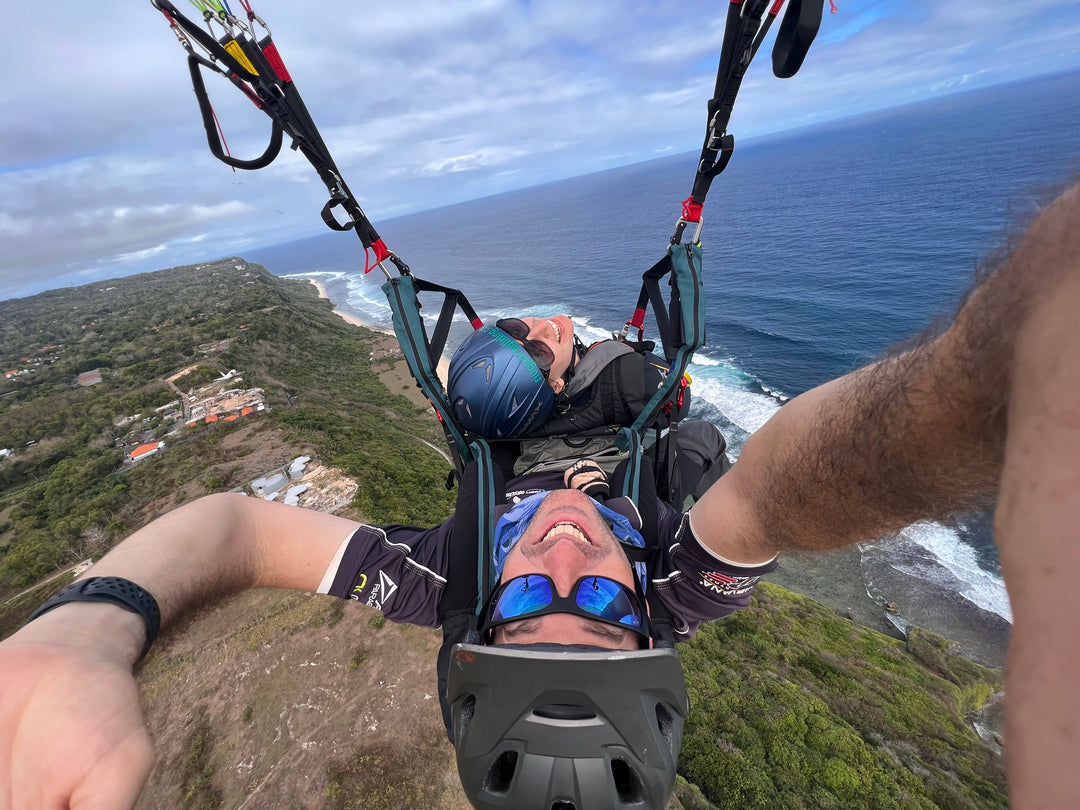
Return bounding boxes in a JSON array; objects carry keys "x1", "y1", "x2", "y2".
[{"x1": 248, "y1": 69, "x2": 1080, "y2": 642}]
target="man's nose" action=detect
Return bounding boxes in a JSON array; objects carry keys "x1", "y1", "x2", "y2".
[{"x1": 541, "y1": 539, "x2": 589, "y2": 595}]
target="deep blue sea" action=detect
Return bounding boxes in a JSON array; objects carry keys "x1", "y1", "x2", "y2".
[{"x1": 250, "y1": 70, "x2": 1080, "y2": 632}]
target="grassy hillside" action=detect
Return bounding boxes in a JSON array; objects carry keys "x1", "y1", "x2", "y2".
[
  {"x1": 0, "y1": 262, "x2": 1005, "y2": 808},
  {"x1": 677, "y1": 584, "x2": 1005, "y2": 808},
  {"x1": 0, "y1": 259, "x2": 453, "y2": 601},
  {"x1": 127, "y1": 582, "x2": 1004, "y2": 809}
]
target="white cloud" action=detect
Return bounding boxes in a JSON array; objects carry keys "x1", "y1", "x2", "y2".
[
  {"x1": 1, "y1": 0, "x2": 1079, "y2": 300},
  {"x1": 115, "y1": 244, "x2": 169, "y2": 263},
  {"x1": 419, "y1": 148, "x2": 528, "y2": 176}
]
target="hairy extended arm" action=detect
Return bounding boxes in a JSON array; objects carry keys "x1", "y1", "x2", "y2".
[
  {"x1": 692, "y1": 183, "x2": 1080, "y2": 808},
  {"x1": 692, "y1": 183, "x2": 1079, "y2": 561},
  {"x1": 82, "y1": 492, "x2": 359, "y2": 627}
]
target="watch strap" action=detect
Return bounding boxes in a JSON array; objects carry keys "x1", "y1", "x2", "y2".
[{"x1": 25, "y1": 576, "x2": 161, "y2": 661}]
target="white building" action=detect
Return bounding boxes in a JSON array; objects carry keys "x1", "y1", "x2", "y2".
[
  {"x1": 250, "y1": 473, "x2": 288, "y2": 498},
  {"x1": 288, "y1": 456, "x2": 312, "y2": 479},
  {"x1": 283, "y1": 484, "x2": 309, "y2": 507}
]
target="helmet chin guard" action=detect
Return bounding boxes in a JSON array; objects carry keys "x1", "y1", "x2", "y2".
[{"x1": 447, "y1": 643, "x2": 688, "y2": 810}]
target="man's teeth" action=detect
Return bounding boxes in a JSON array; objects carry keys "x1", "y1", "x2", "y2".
[
  {"x1": 548, "y1": 319, "x2": 561, "y2": 342},
  {"x1": 543, "y1": 521, "x2": 590, "y2": 544}
]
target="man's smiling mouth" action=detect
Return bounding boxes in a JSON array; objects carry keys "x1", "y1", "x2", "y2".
[{"x1": 542, "y1": 520, "x2": 591, "y2": 545}]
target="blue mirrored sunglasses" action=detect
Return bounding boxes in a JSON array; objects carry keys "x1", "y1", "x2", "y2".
[{"x1": 483, "y1": 574, "x2": 648, "y2": 639}]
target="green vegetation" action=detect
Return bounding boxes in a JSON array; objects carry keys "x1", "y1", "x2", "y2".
[
  {"x1": 323, "y1": 739, "x2": 451, "y2": 810},
  {"x1": 349, "y1": 644, "x2": 368, "y2": 669},
  {"x1": 179, "y1": 705, "x2": 222, "y2": 809},
  {"x1": 326, "y1": 601, "x2": 346, "y2": 628},
  {"x1": 0, "y1": 259, "x2": 453, "y2": 598},
  {"x1": 368, "y1": 614, "x2": 386, "y2": 630},
  {"x1": 677, "y1": 583, "x2": 1006, "y2": 809},
  {"x1": 172, "y1": 365, "x2": 222, "y2": 392},
  {"x1": 0, "y1": 569, "x2": 78, "y2": 639}
]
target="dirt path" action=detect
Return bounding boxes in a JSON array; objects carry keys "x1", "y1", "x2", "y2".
[{"x1": 2, "y1": 559, "x2": 91, "y2": 607}]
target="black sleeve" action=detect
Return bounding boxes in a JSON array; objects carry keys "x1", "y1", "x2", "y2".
[
  {"x1": 650, "y1": 510, "x2": 778, "y2": 640},
  {"x1": 325, "y1": 521, "x2": 454, "y2": 628}
]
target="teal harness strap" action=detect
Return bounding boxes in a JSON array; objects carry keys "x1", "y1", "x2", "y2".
[
  {"x1": 383, "y1": 275, "x2": 475, "y2": 469},
  {"x1": 470, "y1": 440, "x2": 499, "y2": 613},
  {"x1": 630, "y1": 242, "x2": 705, "y2": 435},
  {"x1": 620, "y1": 242, "x2": 705, "y2": 503}
]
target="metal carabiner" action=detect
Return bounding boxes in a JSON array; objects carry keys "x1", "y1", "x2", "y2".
[
  {"x1": 672, "y1": 216, "x2": 704, "y2": 246},
  {"x1": 248, "y1": 11, "x2": 271, "y2": 40}
]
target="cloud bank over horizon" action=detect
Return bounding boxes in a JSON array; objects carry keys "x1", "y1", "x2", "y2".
[{"x1": 2, "y1": 0, "x2": 1079, "y2": 300}]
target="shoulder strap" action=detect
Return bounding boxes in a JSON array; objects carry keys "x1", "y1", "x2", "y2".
[
  {"x1": 563, "y1": 341, "x2": 635, "y2": 398},
  {"x1": 610, "y1": 455, "x2": 677, "y2": 646},
  {"x1": 383, "y1": 274, "x2": 484, "y2": 474},
  {"x1": 436, "y1": 439, "x2": 502, "y2": 739},
  {"x1": 437, "y1": 440, "x2": 503, "y2": 623}
]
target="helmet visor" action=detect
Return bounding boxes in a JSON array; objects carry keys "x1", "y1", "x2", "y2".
[{"x1": 484, "y1": 574, "x2": 648, "y2": 640}]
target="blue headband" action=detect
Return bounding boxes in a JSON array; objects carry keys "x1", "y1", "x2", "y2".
[{"x1": 493, "y1": 492, "x2": 647, "y2": 587}]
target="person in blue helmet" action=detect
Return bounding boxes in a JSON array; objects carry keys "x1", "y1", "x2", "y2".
[
  {"x1": 447, "y1": 315, "x2": 731, "y2": 503},
  {"x1": 3, "y1": 182, "x2": 1080, "y2": 809},
  {"x1": 445, "y1": 319, "x2": 563, "y2": 439}
]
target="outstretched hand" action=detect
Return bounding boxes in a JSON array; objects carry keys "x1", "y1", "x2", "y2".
[{"x1": 0, "y1": 608, "x2": 154, "y2": 810}]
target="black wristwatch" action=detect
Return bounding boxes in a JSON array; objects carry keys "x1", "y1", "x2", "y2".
[{"x1": 24, "y1": 577, "x2": 161, "y2": 661}]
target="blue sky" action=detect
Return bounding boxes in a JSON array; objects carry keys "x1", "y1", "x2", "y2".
[{"x1": 2, "y1": 0, "x2": 1078, "y2": 300}]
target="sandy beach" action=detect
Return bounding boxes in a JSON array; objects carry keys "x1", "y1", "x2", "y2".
[
  {"x1": 308, "y1": 280, "x2": 449, "y2": 410},
  {"x1": 308, "y1": 279, "x2": 370, "y2": 330}
]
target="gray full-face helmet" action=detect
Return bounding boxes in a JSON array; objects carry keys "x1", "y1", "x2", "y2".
[{"x1": 446, "y1": 643, "x2": 689, "y2": 810}]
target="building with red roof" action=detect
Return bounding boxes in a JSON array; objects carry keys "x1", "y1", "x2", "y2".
[{"x1": 129, "y1": 442, "x2": 164, "y2": 462}]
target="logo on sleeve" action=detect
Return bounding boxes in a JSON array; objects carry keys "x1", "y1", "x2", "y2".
[
  {"x1": 699, "y1": 570, "x2": 760, "y2": 596},
  {"x1": 366, "y1": 570, "x2": 398, "y2": 610},
  {"x1": 350, "y1": 573, "x2": 369, "y2": 599}
]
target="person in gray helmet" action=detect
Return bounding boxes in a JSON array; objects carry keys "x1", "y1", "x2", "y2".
[{"x1": 2, "y1": 182, "x2": 1080, "y2": 809}]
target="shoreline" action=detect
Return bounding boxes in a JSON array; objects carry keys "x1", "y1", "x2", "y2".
[
  {"x1": 307, "y1": 279, "x2": 450, "y2": 405},
  {"x1": 768, "y1": 545, "x2": 1009, "y2": 670},
  {"x1": 308, "y1": 279, "x2": 374, "y2": 331}
]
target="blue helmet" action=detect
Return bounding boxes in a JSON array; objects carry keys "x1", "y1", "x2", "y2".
[{"x1": 448, "y1": 326, "x2": 555, "y2": 438}]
